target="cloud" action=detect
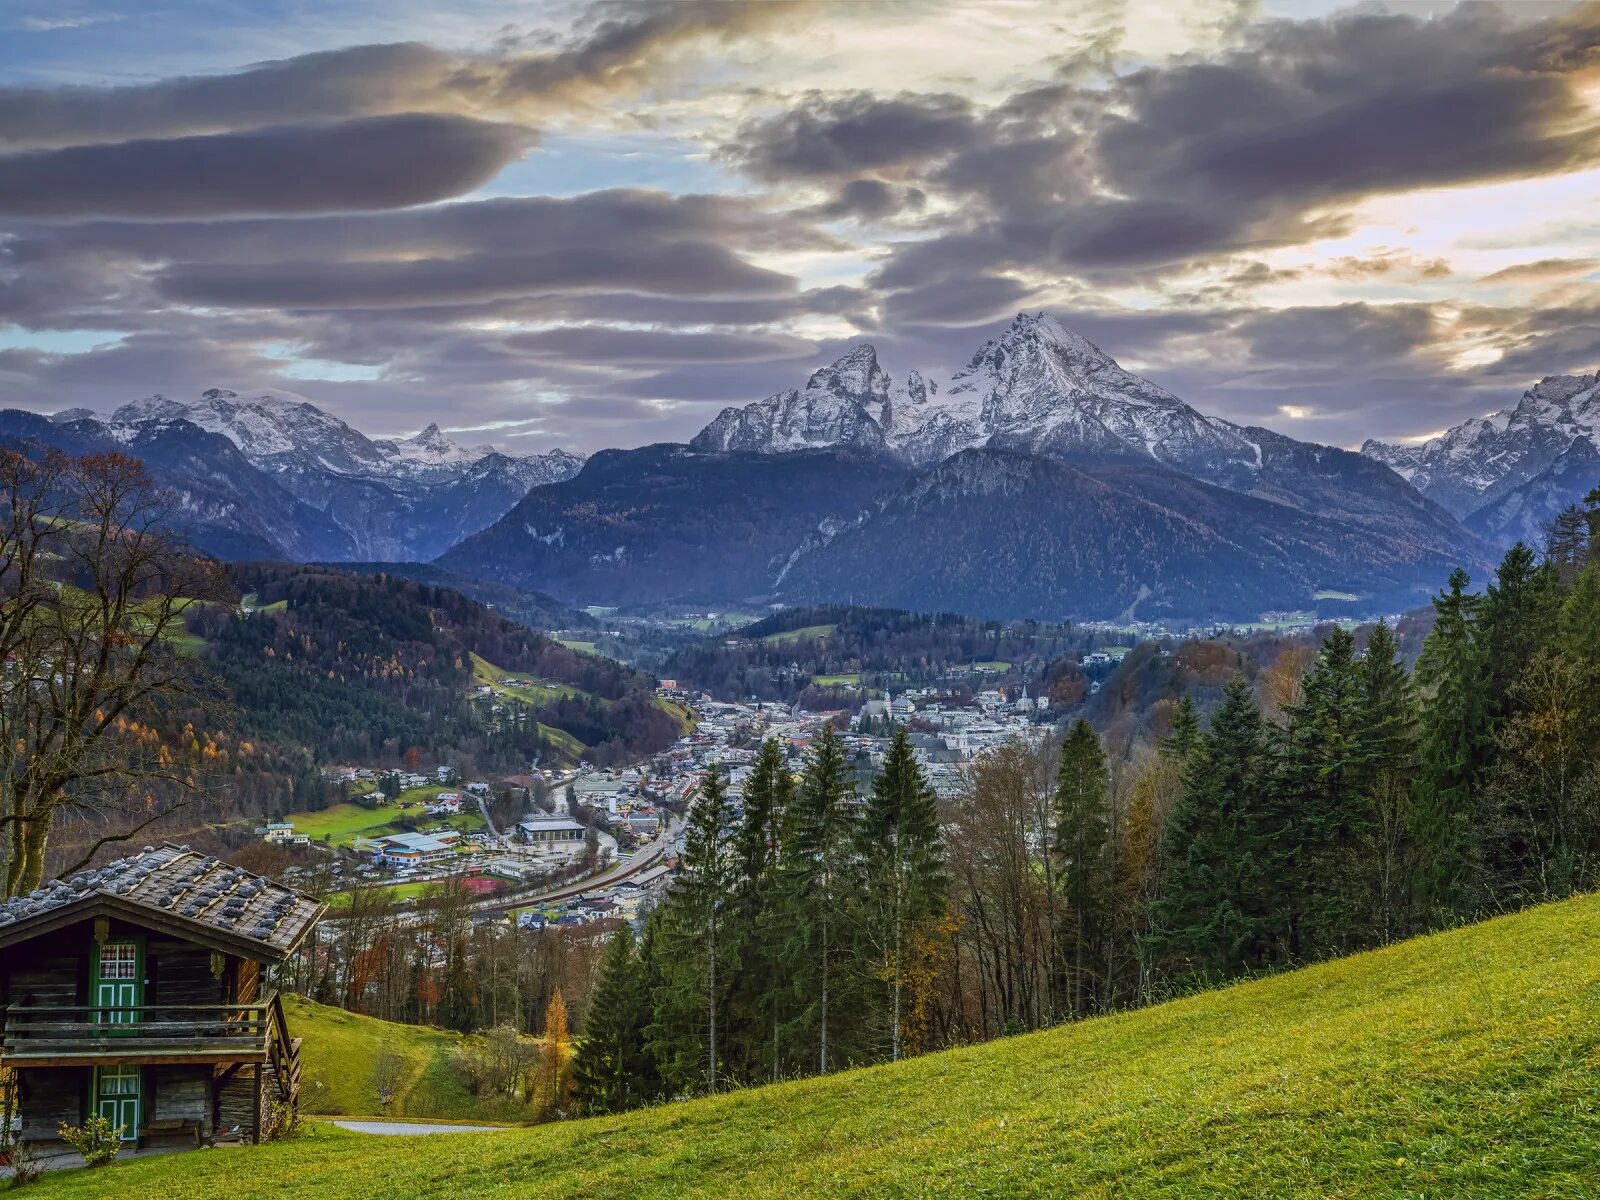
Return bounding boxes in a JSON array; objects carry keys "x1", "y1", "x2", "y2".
[
  {"x1": 156, "y1": 242, "x2": 792, "y2": 308},
  {"x1": 0, "y1": 3, "x2": 809, "y2": 151},
  {"x1": 728, "y1": 92, "x2": 979, "y2": 179},
  {"x1": 0, "y1": 115, "x2": 533, "y2": 217},
  {"x1": 731, "y1": 4, "x2": 1600, "y2": 288},
  {"x1": 1478, "y1": 257, "x2": 1600, "y2": 285},
  {"x1": 494, "y1": 0, "x2": 811, "y2": 104}
]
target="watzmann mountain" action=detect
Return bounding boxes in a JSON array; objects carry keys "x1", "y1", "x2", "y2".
[{"x1": 448, "y1": 314, "x2": 1491, "y2": 620}]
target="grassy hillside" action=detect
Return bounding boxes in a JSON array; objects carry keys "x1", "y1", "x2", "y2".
[
  {"x1": 32, "y1": 894, "x2": 1600, "y2": 1198},
  {"x1": 285, "y1": 996, "x2": 533, "y2": 1123}
]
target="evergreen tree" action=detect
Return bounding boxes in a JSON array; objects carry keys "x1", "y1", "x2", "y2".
[
  {"x1": 1414, "y1": 568, "x2": 1489, "y2": 924},
  {"x1": 649, "y1": 765, "x2": 738, "y2": 1094},
  {"x1": 1162, "y1": 695, "x2": 1202, "y2": 762},
  {"x1": 1280, "y1": 627, "x2": 1369, "y2": 958},
  {"x1": 780, "y1": 723, "x2": 861, "y2": 1075},
  {"x1": 1148, "y1": 676, "x2": 1287, "y2": 982},
  {"x1": 1545, "y1": 504, "x2": 1590, "y2": 584},
  {"x1": 1477, "y1": 543, "x2": 1561, "y2": 728},
  {"x1": 726, "y1": 738, "x2": 793, "y2": 1082},
  {"x1": 571, "y1": 927, "x2": 646, "y2": 1114},
  {"x1": 1053, "y1": 719, "x2": 1111, "y2": 1018},
  {"x1": 858, "y1": 727, "x2": 948, "y2": 1060},
  {"x1": 1355, "y1": 620, "x2": 1420, "y2": 940}
]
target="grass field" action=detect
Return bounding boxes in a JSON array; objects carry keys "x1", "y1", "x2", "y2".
[
  {"x1": 761, "y1": 622, "x2": 837, "y2": 645},
  {"x1": 30, "y1": 891, "x2": 1600, "y2": 1198},
  {"x1": 321, "y1": 879, "x2": 452, "y2": 907},
  {"x1": 286, "y1": 797, "x2": 483, "y2": 849},
  {"x1": 284, "y1": 996, "x2": 534, "y2": 1123},
  {"x1": 239, "y1": 592, "x2": 288, "y2": 615},
  {"x1": 555, "y1": 639, "x2": 598, "y2": 653},
  {"x1": 1314, "y1": 589, "x2": 1362, "y2": 601},
  {"x1": 811, "y1": 673, "x2": 860, "y2": 686},
  {"x1": 470, "y1": 652, "x2": 586, "y2": 704}
]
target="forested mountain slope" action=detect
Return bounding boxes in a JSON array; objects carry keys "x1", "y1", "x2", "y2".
[
  {"x1": 30, "y1": 892, "x2": 1600, "y2": 1199},
  {"x1": 192, "y1": 564, "x2": 682, "y2": 770}
]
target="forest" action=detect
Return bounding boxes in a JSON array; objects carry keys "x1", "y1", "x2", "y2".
[
  {"x1": 661, "y1": 604, "x2": 1117, "y2": 706},
  {"x1": 191, "y1": 564, "x2": 684, "y2": 773},
  {"x1": 563, "y1": 487, "x2": 1600, "y2": 1111}
]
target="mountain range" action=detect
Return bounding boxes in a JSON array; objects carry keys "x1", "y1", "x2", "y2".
[
  {"x1": 1362, "y1": 371, "x2": 1600, "y2": 549},
  {"x1": 6, "y1": 313, "x2": 1593, "y2": 622},
  {"x1": 452, "y1": 315, "x2": 1494, "y2": 620},
  {"x1": 1, "y1": 389, "x2": 583, "y2": 562}
]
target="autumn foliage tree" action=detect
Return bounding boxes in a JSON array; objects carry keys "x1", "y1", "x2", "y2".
[{"x1": 0, "y1": 450, "x2": 230, "y2": 896}]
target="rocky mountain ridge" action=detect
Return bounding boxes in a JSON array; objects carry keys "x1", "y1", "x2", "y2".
[{"x1": 1362, "y1": 371, "x2": 1600, "y2": 545}]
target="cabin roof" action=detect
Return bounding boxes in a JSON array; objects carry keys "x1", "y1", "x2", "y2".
[{"x1": 0, "y1": 844, "x2": 325, "y2": 961}]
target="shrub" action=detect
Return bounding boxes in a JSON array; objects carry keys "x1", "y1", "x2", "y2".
[
  {"x1": 5, "y1": 1139, "x2": 44, "y2": 1187},
  {"x1": 55, "y1": 1117, "x2": 123, "y2": 1168}
]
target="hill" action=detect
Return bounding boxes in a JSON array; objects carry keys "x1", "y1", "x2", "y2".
[
  {"x1": 284, "y1": 995, "x2": 534, "y2": 1124},
  {"x1": 661, "y1": 603, "x2": 1096, "y2": 704},
  {"x1": 30, "y1": 891, "x2": 1600, "y2": 1198},
  {"x1": 197, "y1": 563, "x2": 684, "y2": 771},
  {"x1": 439, "y1": 442, "x2": 911, "y2": 607}
]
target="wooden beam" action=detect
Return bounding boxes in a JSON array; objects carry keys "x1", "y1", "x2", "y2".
[
  {"x1": 5, "y1": 1051, "x2": 267, "y2": 1068},
  {"x1": 252, "y1": 1064, "x2": 263, "y2": 1146}
]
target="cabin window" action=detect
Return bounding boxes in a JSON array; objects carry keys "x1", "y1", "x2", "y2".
[
  {"x1": 98, "y1": 1065, "x2": 139, "y2": 1096},
  {"x1": 97, "y1": 942, "x2": 138, "y2": 980}
]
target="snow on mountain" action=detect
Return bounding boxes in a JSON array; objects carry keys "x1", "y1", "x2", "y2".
[
  {"x1": 47, "y1": 389, "x2": 586, "y2": 561},
  {"x1": 110, "y1": 388, "x2": 388, "y2": 477},
  {"x1": 691, "y1": 345, "x2": 891, "y2": 455},
  {"x1": 1361, "y1": 371, "x2": 1600, "y2": 523},
  {"x1": 97, "y1": 390, "x2": 584, "y2": 489},
  {"x1": 693, "y1": 312, "x2": 1266, "y2": 473}
]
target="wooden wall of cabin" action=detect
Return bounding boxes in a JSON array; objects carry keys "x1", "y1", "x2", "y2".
[
  {"x1": 228, "y1": 958, "x2": 262, "y2": 1005},
  {"x1": 147, "y1": 938, "x2": 223, "y2": 1007},
  {"x1": 215, "y1": 1067, "x2": 264, "y2": 1141},
  {"x1": 14, "y1": 1068, "x2": 87, "y2": 1141},
  {"x1": 0, "y1": 931, "x2": 86, "y2": 1009},
  {"x1": 148, "y1": 1065, "x2": 212, "y2": 1133}
]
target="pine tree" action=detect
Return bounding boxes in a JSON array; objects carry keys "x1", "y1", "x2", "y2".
[
  {"x1": 726, "y1": 738, "x2": 793, "y2": 1082},
  {"x1": 650, "y1": 765, "x2": 738, "y2": 1094},
  {"x1": 1355, "y1": 620, "x2": 1420, "y2": 940},
  {"x1": 1477, "y1": 543, "x2": 1561, "y2": 728},
  {"x1": 1053, "y1": 719, "x2": 1111, "y2": 1018},
  {"x1": 858, "y1": 727, "x2": 948, "y2": 1060},
  {"x1": 571, "y1": 927, "x2": 646, "y2": 1115},
  {"x1": 1414, "y1": 568, "x2": 1489, "y2": 924},
  {"x1": 780, "y1": 723, "x2": 861, "y2": 1075},
  {"x1": 1163, "y1": 695, "x2": 1201, "y2": 761},
  {"x1": 1545, "y1": 504, "x2": 1590, "y2": 584},
  {"x1": 1280, "y1": 627, "x2": 1369, "y2": 958},
  {"x1": 1148, "y1": 675, "x2": 1286, "y2": 982}
]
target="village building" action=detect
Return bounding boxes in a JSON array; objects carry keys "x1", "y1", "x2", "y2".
[
  {"x1": 0, "y1": 844, "x2": 324, "y2": 1149},
  {"x1": 515, "y1": 816, "x2": 587, "y2": 846},
  {"x1": 362, "y1": 830, "x2": 460, "y2": 867}
]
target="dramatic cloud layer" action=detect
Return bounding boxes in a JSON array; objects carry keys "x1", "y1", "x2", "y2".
[{"x1": 2, "y1": 0, "x2": 1600, "y2": 451}]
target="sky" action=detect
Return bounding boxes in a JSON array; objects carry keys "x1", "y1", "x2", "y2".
[{"x1": 1, "y1": 0, "x2": 1598, "y2": 455}]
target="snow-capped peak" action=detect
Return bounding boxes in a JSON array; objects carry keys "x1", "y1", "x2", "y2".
[
  {"x1": 374, "y1": 423, "x2": 496, "y2": 471},
  {"x1": 94, "y1": 388, "x2": 584, "y2": 491},
  {"x1": 690, "y1": 311, "x2": 1262, "y2": 474},
  {"x1": 1361, "y1": 370, "x2": 1600, "y2": 517}
]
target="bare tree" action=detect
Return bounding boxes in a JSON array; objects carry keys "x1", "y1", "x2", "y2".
[{"x1": 0, "y1": 450, "x2": 230, "y2": 896}]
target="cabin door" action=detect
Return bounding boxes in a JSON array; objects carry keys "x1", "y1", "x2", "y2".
[
  {"x1": 91, "y1": 938, "x2": 144, "y2": 1033},
  {"x1": 92, "y1": 1065, "x2": 141, "y2": 1141}
]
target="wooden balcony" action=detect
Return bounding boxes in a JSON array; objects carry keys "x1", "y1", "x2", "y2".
[{"x1": 0, "y1": 998, "x2": 277, "y2": 1067}]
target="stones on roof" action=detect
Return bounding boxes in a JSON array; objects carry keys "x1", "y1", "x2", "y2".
[{"x1": 0, "y1": 843, "x2": 323, "y2": 958}]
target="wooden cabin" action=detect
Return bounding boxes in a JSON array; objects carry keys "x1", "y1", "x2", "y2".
[{"x1": 0, "y1": 844, "x2": 325, "y2": 1148}]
